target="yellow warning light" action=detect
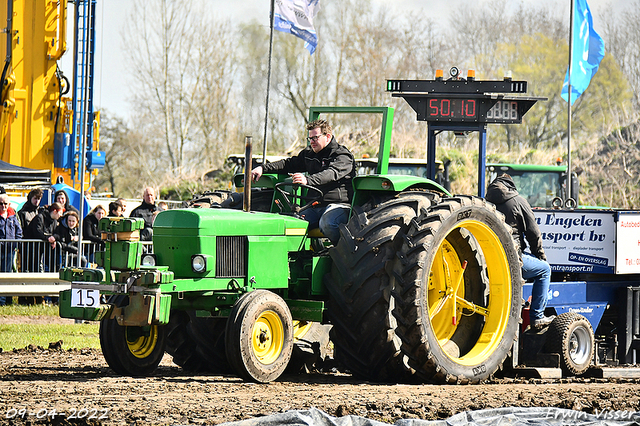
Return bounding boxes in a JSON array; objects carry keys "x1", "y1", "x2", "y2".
[
  {"x1": 435, "y1": 69, "x2": 444, "y2": 79},
  {"x1": 467, "y1": 69, "x2": 476, "y2": 79}
]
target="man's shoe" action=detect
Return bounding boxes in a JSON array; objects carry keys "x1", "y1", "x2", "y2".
[{"x1": 532, "y1": 315, "x2": 556, "y2": 330}]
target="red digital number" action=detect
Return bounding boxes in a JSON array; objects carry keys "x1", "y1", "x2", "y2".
[
  {"x1": 429, "y1": 98, "x2": 476, "y2": 118},
  {"x1": 429, "y1": 98, "x2": 439, "y2": 116},
  {"x1": 441, "y1": 99, "x2": 450, "y2": 116},
  {"x1": 465, "y1": 100, "x2": 476, "y2": 117}
]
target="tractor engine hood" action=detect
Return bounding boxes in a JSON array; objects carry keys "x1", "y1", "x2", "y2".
[
  {"x1": 153, "y1": 208, "x2": 309, "y2": 237},
  {"x1": 151, "y1": 208, "x2": 310, "y2": 282}
]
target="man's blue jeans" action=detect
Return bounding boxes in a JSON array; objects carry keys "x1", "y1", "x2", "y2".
[
  {"x1": 522, "y1": 252, "x2": 551, "y2": 321},
  {"x1": 300, "y1": 203, "x2": 351, "y2": 244}
]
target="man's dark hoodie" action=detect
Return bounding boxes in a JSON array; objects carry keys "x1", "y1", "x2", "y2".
[
  {"x1": 17, "y1": 199, "x2": 41, "y2": 232},
  {"x1": 26, "y1": 209, "x2": 58, "y2": 241},
  {"x1": 261, "y1": 136, "x2": 355, "y2": 207},
  {"x1": 486, "y1": 174, "x2": 546, "y2": 260}
]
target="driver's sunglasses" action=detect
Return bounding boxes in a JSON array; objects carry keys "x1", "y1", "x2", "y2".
[
  {"x1": 307, "y1": 134, "x2": 325, "y2": 143},
  {"x1": 0, "y1": 202, "x2": 8, "y2": 206}
]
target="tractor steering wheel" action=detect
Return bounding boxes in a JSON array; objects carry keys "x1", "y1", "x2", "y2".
[{"x1": 274, "y1": 182, "x2": 323, "y2": 215}]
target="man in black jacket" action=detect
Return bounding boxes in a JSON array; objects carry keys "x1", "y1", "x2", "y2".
[
  {"x1": 26, "y1": 202, "x2": 64, "y2": 272},
  {"x1": 251, "y1": 119, "x2": 355, "y2": 244},
  {"x1": 486, "y1": 173, "x2": 554, "y2": 330},
  {"x1": 17, "y1": 188, "x2": 43, "y2": 231},
  {"x1": 130, "y1": 187, "x2": 156, "y2": 241}
]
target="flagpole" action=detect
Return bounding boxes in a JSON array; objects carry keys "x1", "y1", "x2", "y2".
[
  {"x1": 566, "y1": 0, "x2": 574, "y2": 202},
  {"x1": 262, "y1": 0, "x2": 276, "y2": 166}
]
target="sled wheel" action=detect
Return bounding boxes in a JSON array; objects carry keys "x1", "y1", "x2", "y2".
[
  {"x1": 99, "y1": 317, "x2": 166, "y2": 376},
  {"x1": 546, "y1": 312, "x2": 594, "y2": 376},
  {"x1": 225, "y1": 290, "x2": 294, "y2": 383},
  {"x1": 325, "y1": 191, "x2": 440, "y2": 382},
  {"x1": 391, "y1": 196, "x2": 522, "y2": 384}
]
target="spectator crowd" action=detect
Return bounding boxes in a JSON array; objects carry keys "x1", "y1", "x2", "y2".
[{"x1": 0, "y1": 186, "x2": 161, "y2": 305}]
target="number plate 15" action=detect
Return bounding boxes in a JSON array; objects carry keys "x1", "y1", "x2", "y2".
[{"x1": 71, "y1": 289, "x2": 100, "y2": 308}]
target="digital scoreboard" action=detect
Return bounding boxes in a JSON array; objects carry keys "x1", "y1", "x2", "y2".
[
  {"x1": 387, "y1": 75, "x2": 545, "y2": 124},
  {"x1": 426, "y1": 98, "x2": 478, "y2": 120}
]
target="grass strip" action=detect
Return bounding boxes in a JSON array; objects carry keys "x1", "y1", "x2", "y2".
[
  {"x1": 0, "y1": 303, "x2": 59, "y2": 317},
  {"x1": 0, "y1": 323, "x2": 100, "y2": 351}
]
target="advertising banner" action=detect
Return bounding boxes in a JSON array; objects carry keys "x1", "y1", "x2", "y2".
[
  {"x1": 615, "y1": 212, "x2": 640, "y2": 274},
  {"x1": 533, "y1": 209, "x2": 616, "y2": 274}
]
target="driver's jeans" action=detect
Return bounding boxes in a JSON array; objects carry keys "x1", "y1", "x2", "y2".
[
  {"x1": 300, "y1": 203, "x2": 351, "y2": 245},
  {"x1": 522, "y1": 252, "x2": 551, "y2": 321}
]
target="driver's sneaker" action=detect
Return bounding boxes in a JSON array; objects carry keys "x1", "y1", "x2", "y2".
[{"x1": 532, "y1": 315, "x2": 556, "y2": 330}]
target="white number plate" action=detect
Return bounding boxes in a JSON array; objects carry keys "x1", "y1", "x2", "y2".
[{"x1": 71, "y1": 289, "x2": 100, "y2": 308}]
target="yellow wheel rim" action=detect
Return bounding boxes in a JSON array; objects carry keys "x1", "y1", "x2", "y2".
[
  {"x1": 293, "y1": 320, "x2": 312, "y2": 340},
  {"x1": 252, "y1": 310, "x2": 284, "y2": 365},
  {"x1": 126, "y1": 325, "x2": 159, "y2": 359},
  {"x1": 427, "y1": 220, "x2": 512, "y2": 366}
]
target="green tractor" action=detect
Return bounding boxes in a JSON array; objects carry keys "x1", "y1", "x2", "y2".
[
  {"x1": 486, "y1": 163, "x2": 581, "y2": 208},
  {"x1": 60, "y1": 74, "x2": 542, "y2": 384}
]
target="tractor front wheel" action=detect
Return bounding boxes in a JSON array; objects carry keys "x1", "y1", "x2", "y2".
[
  {"x1": 99, "y1": 317, "x2": 166, "y2": 376},
  {"x1": 225, "y1": 290, "x2": 294, "y2": 383}
]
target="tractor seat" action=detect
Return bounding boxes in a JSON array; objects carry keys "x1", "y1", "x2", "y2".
[{"x1": 308, "y1": 228, "x2": 325, "y2": 238}]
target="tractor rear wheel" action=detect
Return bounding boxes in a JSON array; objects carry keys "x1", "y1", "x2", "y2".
[
  {"x1": 185, "y1": 312, "x2": 230, "y2": 373},
  {"x1": 165, "y1": 311, "x2": 209, "y2": 372},
  {"x1": 545, "y1": 312, "x2": 594, "y2": 376},
  {"x1": 99, "y1": 317, "x2": 166, "y2": 376},
  {"x1": 391, "y1": 196, "x2": 522, "y2": 383},
  {"x1": 225, "y1": 290, "x2": 294, "y2": 383},
  {"x1": 325, "y1": 191, "x2": 439, "y2": 381}
]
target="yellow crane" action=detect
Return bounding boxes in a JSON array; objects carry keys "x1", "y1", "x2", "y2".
[{"x1": 0, "y1": 0, "x2": 103, "y2": 191}]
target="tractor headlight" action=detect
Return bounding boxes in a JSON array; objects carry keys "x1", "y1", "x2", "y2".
[
  {"x1": 141, "y1": 253, "x2": 156, "y2": 267},
  {"x1": 191, "y1": 254, "x2": 207, "y2": 273}
]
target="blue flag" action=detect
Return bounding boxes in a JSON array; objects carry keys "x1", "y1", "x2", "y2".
[
  {"x1": 561, "y1": 0, "x2": 605, "y2": 105},
  {"x1": 273, "y1": 0, "x2": 320, "y2": 54}
]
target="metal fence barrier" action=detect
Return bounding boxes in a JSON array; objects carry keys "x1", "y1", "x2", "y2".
[{"x1": 0, "y1": 239, "x2": 152, "y2": 296}]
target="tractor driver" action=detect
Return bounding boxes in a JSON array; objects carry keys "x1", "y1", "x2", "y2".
[
  {"x1": 486, "y1": 173, "x2": 554, "y2": 330},
  {"x1": 251, "y1": 119, "x2": 355, "y2": 245}
]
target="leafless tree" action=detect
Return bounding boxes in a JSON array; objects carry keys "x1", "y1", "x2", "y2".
[
  {"x1": 120, "y1": 0, "x2": 242, "y2": 190},
  {"x1": 600, "y1": 0, "x2": 640, "y2": 110}
]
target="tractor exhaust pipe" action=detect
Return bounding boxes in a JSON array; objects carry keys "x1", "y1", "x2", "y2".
[{"x1": 243, "y1": 136, "x2": 252, "y2": 212}]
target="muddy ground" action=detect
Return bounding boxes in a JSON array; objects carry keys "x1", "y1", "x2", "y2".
[
  {"x1": 2, "y1": 323, "x2": 640, "y2": 425},
  {"x1": 2, "y1": 349, "x2": 640, "y2": 426}
]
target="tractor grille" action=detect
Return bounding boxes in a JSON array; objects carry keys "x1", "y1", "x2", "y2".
[{"x1": 216, "y1": 236, "x2": 247, "y2": 278}]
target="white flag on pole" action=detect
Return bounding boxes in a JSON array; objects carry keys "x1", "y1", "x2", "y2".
[{"x1": 274, "y1": 0, "x2": 320, "y2": 54}]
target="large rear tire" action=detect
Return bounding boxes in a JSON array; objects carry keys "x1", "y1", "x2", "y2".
[
  {"x1": 325, "y1": 191, "x2": 439, "y2": 381},
  {"x1": 185, "y1": 312, "x2": 230, "y2": 373},
  {"x1": 545, "y1": 312, "x2": 594, "y2": 376},
  {"x1": 99, "y1": 317, "x2": 166, "y2": 376},
  {"x1": 391, "y1": 196, "x2": 522, "y2": 383},
  {"x1": 225, "y1": 290, "x2": 294, "y2": 383},
  {"x1": 165, "y1": 311, "x2": 210, "y2": 372}
]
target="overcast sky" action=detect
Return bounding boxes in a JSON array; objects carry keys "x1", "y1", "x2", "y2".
[{"x1": 84, "y1": 0, "x2": 628, "y2": 120}]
